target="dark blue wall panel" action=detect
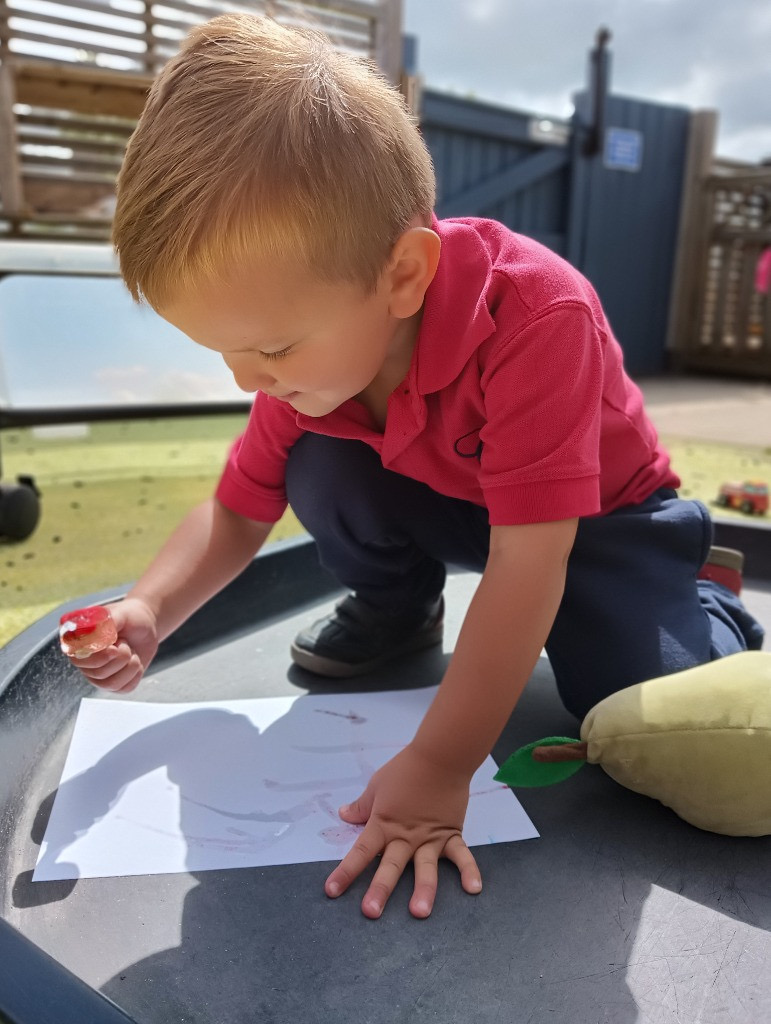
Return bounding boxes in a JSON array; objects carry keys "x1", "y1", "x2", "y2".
[{"x1": 569, "y1": 92, "x2": 690, "y2": 374}]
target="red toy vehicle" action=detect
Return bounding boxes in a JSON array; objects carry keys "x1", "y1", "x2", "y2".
[{"x1": 716, "y1": 480, "x2": 769, "y2": 515}]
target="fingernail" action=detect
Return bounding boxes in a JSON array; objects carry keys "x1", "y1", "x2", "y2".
[
  {"x1": 327, "y1": 881, "x2": 340, "y2": 897},
  {"x1": 414, "y1": 900, "x2": 430, "y2": 916},
  {"x1": 468, "y1": 879, "x2": 482, "y2": 893}
]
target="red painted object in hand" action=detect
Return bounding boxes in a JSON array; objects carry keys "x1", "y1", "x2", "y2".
[{"x1": 59, "y1": 606, "x2": 118, "y2": 657}]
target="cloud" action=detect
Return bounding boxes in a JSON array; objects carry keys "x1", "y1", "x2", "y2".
[{"x1": 93, "y1": 366, "x2": 246, "y2": 404}]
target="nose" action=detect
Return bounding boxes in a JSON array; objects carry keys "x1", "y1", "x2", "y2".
[{"x1": 224, "y1": 355, "x2": 276, "y2": 394}]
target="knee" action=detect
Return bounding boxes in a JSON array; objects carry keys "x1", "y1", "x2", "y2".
[{"x1": 285, "y1": 435, "x2": 380, "y2": 530}]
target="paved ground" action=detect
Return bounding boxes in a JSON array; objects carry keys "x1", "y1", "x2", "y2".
[{"x1": 638, "y1": 375, "x2": 771, "y2": 446}]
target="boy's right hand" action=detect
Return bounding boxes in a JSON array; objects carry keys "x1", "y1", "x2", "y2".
[{"x1": 65, "y1": 597, "x2": 159, "y2": 693}]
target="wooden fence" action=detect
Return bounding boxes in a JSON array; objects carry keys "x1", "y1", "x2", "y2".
[
  {"x1": 668, "y1": 112, "x2": 771, "y2": 378},
  {"x1": 0, "y1": 0, "x2": 402, "y2": 239},
  {"x1": 0, "y1": 0, "x2": 396, "y2": 77}
]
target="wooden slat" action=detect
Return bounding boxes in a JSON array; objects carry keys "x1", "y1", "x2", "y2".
[
  {"x1": 13, "y1": 61, "x2": 153, "y2": 118},
  {"x1": 12, "y1": 55, "x2": 152, "y2": 86},
  {"x1": 19, "y1": 128, "x2": 128, "y2": 155},
  {"x1": 17, "y1": 110, "x2": 135, "y2": 134},
  {"x1": 23, "y1": 164, "x2": 118, "y2": 184},
  {"x1": 713, "y1": 225, "x2": 771, "y2": 244},
  {"x1": 274, "y1": 7, "x2": 371, "y2": 40},
  {"x1": 708, "y1": 169, "x2": 771, "y2": 187},
  {"x1": 151, "y1": 0, "x2": 375, "y2": 33},
  {"x1": 24, "y1": 177, "x2": 115, "y2": 213},
  {"x1": 146, "y1": 6, "x2": 369, "y2": 45},
  {"x1": 15, "y1": 211, "x2": 112, "y2": 226},
  {"x1": 150, "y1": 0, "x2": 262, "y2": 24},
  {"x1": 374, "y1": 0, "x2": 399, "y2": 84},
  {"x1": 4, "y1": 8, "x2": 149, "y2": 43},
  {"x1": 17, "y1": 118, "x2": 133, "y2": 146},
  {"x1": 5, "y1": 0, "x2": 145, "y2": 24},
  {"x1": 23, "y1": 149, "x2": 123, "y2": 170},
  {"x1": 277, "y1": 0, "x2": 379, "y2": 20},
  {"x1": 15, "y1": 222, "x2": 112, "y2": 240},
  {"x1": 0, "y1": 62, "x2": 26, "y2": 216},
  {"x1": 155, "y1": 4, "x2": 371, "y2": 40},
  {"x1": 4, "y1": 28, "x2": 150, "y2": 63}
]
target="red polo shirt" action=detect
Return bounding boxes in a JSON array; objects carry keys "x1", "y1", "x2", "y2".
[{"x1": 216, "y1": 216, "x2": 679, "y2": 526}]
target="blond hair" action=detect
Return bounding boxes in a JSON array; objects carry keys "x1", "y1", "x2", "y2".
[{"x1": 113, "y1": 13, "x2": 435, "y2": 307}]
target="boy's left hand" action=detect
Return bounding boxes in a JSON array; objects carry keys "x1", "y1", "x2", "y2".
[{"x1": 324, "y1": 743, "x2": 482, "y2": 918}]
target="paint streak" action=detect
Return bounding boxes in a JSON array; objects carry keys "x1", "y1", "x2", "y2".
[
  {"x1": 114, "y1": 813, "x2": 287, "y2": 853},
  {"x1": 319, "y1": 823, "x2": 365, "y2": 846},
  {"x1": 314, "y1": 709, "x2": 367, "y2": 725},
  {"x1": 181, "y1": 793, "x2": 320, "y2": 824},
  {"x1": 470, "y1": 784, "x2": 510, "y2": 798}
]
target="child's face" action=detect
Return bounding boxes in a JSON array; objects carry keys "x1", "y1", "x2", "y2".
[{"x1": 160, "y1": 257, "x2": 412, "y2": 418}]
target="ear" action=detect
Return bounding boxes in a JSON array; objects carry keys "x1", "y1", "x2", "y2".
[{"x1": 386, "y1": 227, "x2": 441, "y2": 319}]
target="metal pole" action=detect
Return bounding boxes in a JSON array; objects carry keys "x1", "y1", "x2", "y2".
[{"x1": 583, "y1": 26, "x2": 611, "y2": 158}]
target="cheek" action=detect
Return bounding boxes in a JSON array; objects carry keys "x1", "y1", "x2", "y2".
[{"x1": 293, "y1": 351, "x2": 347, "y2": 387}]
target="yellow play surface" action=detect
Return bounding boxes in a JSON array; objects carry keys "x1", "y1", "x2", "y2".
[{"x1": 1, "y1": 416, "x2": 769, "y2": 647}]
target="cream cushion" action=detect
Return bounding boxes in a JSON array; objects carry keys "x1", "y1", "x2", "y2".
[{"x1": 580, "y1": 651, "x2": 771, "y2": 836}]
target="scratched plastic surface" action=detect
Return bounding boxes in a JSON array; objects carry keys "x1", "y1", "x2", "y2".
[{"x1": 2, "y1": 546, "x2": 771, "y2": 1024}]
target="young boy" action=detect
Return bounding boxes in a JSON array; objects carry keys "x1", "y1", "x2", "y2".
[{"x1": 67, "y1": 13, "x2": 764, "y2": 920}]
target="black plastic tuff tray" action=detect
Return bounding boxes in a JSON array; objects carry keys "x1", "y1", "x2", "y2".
[{"x1": 1, "y1": 527, "x2": 770, "y2": 1024}]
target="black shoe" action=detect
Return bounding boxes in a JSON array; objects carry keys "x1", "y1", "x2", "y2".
[{"x1": 290, "y1": 594, "x2": 444, "y2": 678}]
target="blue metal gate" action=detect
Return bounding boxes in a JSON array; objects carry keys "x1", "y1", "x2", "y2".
[{"x1": 421, "y1": 89, "x2": 572, "y2": 258}]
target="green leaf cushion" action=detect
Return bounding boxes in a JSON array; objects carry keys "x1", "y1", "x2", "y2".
[
  {"x1": 579, "y1": 651, "x2": 771, "y2": 836},
  {"x1": 494, "y1": 737, "x2": 585, "y2": 787}
]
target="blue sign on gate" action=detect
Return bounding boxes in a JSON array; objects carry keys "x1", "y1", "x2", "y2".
[{"x1": 604, "y1": 127, "x2": 644, "y2": 172}]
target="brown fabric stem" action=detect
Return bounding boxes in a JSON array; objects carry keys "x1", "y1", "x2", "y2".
[{"x1": 532, "y1": 742, "x2": 588, "y2": 763}]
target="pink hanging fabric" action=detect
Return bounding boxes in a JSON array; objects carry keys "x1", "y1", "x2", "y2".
[{"x1": 756, "y1": 248, "x2": 771, "y2": 294}]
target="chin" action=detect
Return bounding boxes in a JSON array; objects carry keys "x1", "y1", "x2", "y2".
[{"x1": 289, "y1": 395, "x2": 341, "y2": 418}]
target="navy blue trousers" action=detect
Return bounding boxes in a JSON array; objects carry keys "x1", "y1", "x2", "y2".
[{"x1": 286, "y1": 435, "x2": 764, "y2": 719}]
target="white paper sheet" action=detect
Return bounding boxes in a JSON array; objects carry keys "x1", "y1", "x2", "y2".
[{"x1": 34, "y1": 687, "x2": 538, "y2": 881}]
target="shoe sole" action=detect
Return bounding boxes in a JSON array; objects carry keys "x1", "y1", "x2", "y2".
[
  {"x1": 290, "y1": 624, "x2": 444, "y2": 679},
  {"x1": 706, "y1": 545, "x2": 744, "y2": 571}
]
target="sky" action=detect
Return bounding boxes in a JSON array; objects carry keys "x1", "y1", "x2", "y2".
[
  {"x1": 403, "y1": 0, "x2": 771, "y2": 163},
  {"x1": 0, "y1": 276, "x2": 243, "y2": 408}
]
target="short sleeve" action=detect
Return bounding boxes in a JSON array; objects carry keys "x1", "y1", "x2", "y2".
[
  {"x1": 478, "y1": 302, "x2": 604, "y2": 524},
  {"x1": 215, "y1": 393, "x2": 305, "y2": 523}
]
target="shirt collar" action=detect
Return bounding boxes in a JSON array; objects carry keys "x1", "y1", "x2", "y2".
[{"x1": 412, "y1": 215, "x2": 498, "y2": 395}]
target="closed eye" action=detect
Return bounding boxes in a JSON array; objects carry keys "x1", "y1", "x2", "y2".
[{"x1": 261, "y1": 346, "x2": 292, "y2": 361}]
